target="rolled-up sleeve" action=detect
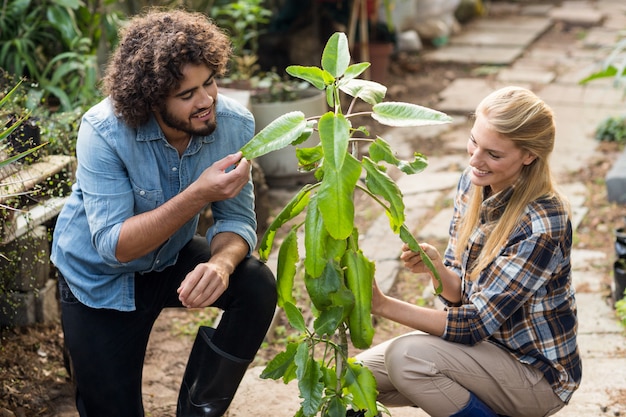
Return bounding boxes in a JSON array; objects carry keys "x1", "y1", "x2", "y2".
[{"x1": 206, "y1": 178, "x2": 258, "y2": 254}]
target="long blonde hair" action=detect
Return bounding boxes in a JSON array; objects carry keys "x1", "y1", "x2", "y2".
[{"x1": 455, "y1": 86, "x2": 568, "y2": 280}]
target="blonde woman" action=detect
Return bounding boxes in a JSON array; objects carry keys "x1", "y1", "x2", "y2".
[{"x1": 357, "y1": 87, "x2": 581, "y2": 417}]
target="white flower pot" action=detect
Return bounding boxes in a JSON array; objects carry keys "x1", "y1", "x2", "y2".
[{"x1": 250, "y1": 88, "x2": 327, "y2": 187}]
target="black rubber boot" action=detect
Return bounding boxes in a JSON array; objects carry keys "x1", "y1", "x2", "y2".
[{"x1": 176, "y1": 326, "x2": 252, "y2": 417}]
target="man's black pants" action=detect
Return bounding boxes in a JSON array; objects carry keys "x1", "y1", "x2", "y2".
[{"x1": 58, "y1": 236, "x2": 277, "y2": 417}]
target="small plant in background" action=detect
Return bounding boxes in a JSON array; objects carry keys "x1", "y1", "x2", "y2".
[
  {"x1": 211, "y1": 0, "x2": 272, "y2": 84},
  {"x1": 594, "y1": 115, "x2": 626, "y2": 143},
  {"x1": 0, "y1": 80, "x2": 46, "y2": 170},
  {"x1": 240, "y1": 32, "x2": 450, "y2": 417},
  {"x1": 580, "y1": 36, "x2": 626, "y2": 144}
]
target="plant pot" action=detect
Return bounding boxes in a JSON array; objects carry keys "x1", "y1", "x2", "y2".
[
  {"x1": 614, "y1": 260, "x2": 626, "y2": 305},
  {"x1": 250, "y1": 88, "x2": 327, "y2": 187},
  {"x1": 352, "y1": 42, "x2": 394, "y2": 84},
  {"x1": 7, "y1": 115, "x2": 41, "y2": 163},
  {"x1": 615, "y1": 227, "x2": 626, "y2": 259}
]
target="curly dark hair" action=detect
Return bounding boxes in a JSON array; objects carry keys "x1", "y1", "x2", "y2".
[{"x1": 102, "y1": 8, "x2": 232, "y2": 128}]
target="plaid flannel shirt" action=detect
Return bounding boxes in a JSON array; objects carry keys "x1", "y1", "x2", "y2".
[{"x1": 441, "y1": 167, "x2": 582, "y2": 403}]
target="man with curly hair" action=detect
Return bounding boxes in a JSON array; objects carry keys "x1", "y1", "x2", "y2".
[{"x1": 51, "y1": 9, "x2": 277, "y2": 417}]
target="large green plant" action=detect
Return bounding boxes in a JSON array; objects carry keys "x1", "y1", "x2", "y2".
[
  {"x1": 240, "y1": 32, "x2": 449, "y2": 417},
  {"x1": 0, "y1": 0, "x2": 122, "y2": 111}
]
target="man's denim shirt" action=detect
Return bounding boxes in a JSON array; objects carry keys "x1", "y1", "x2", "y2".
[{"x1": 51, "y1": 94, "x2": 257, "y2": 311}]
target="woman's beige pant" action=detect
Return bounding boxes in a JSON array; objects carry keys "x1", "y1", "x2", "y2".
[{"x1": 356, "y1": 332, "x2": 565, "y2": 417}]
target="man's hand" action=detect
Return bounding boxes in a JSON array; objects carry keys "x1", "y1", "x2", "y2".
[
  {"x1": 177, "y1": 261, "x2": 230, "y2": 308},
  {"x1": 196, "y1": 151, "x2": 250, "y2": 202}
]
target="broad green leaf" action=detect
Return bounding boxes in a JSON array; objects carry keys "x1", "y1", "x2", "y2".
[
  {"x1": 362, "y1": 157, "x2": 405, "y2": 233},
  {"x1": 343, "y1": 62, "x2": 371, "y2": 81},
  {"x1": 291, "y1": 122, "x2": 315, "y2": 146},
  {"x1": 277, "y1": 229, "x2": 299, "y2": 307},
  {"x1": 47, "y1": 6, "x2": 81, "y2": 46},
  {"x1": 368, "y1": 137, "x2": 429, "y2": 175},
  {"x1": 318, "y1": 112, "x2": 349, "y2": 170},
  {"x1": 296, "y1": 143, "x2": 323, "y2": 171},
  {"x1": 261, "y1": 341, "x2": 299, "y2": 381},
  {"x1": 328, "y1": 280, "x2": 356, "y2": 321},
  {"x1": 296, "y1": 343, "x2": 324, "y2": 417},
  {"x1": 399, "y1": 225, "x2": 443, "y2": 295},
  {"x1": 317, "y1": 154, "x2": 361, "y2": 240},
  {"x1": 284, "y1": 301, "x2": 307, "y2": 333},
  {"x1": 339, "y1": 79, "x2": 386, "y2": 106},
  {"x1": 343, "y1": 359, "x2": 378, "y2": 414},
  {"x1": 325, "y1": 394, "x2": 346, "y2": 417},
  {"x1": 241, "y1": 111, "x2": 307, "y2": 159},
  {"x1": 372, "y1": 102, "x2": 452, "y2": 127},
  {"x1": 343, "y1": 247, "x2": 375, "y2": 349},
  {"x1": 286, "y1": 65, "x2": 331, "y2": 90},
  {"x1": 52, "y1": 0, "x2": 82, "y2": 8},
  {"x1": 259, "y1": 185, "x2": 313, "y2": 260},
  {"x1": 579, "y1": 66, "x2": 621, "y2": 84},
  {"x1": 304, "y1": 197, "x2": 328, "y2": 277},
  {"x1": 321, "y1": 32, "x2": 350, "y2": 78},
  {"x1": 313, "y1": 306, "x2": 343, "y2": 336},
  {"x1": 321, "y1": 365, "x2": 338, "y2": 393},
  {"x1": 305, "y1": 262, "x2": 342, "y2": 311}
]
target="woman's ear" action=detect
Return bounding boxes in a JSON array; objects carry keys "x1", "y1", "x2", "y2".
[{"x1": 523, "y1": 152, "x2": 537, "y2": 166}]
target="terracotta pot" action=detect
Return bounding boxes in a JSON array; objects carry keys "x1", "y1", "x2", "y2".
[{"x1": 352, "y1": 42, "x2": 394, "y2": 84}]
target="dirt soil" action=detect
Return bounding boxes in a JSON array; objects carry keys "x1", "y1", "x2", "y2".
[{"x1": 1, "y1": 23, "x2": 626, "y2": 417}]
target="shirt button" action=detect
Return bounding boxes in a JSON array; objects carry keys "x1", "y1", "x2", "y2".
[
  {"x1": 172, "y1": 167, "x2": 178, "y2": 172},
  {"x1": 156, "y1": 259, "x2": 160, "y2": 264},
  {"x1": 139, "y1": 190, "x2": 145, "y2": 196}
]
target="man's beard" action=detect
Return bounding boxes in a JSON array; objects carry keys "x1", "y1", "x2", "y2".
[{"x1": 158, "y1": 102, "x2": 217, "y2": 137}]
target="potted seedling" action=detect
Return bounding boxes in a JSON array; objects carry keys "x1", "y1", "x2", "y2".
[{"x1": 240, "y1": 32, "x2": 450, "y2": 417}]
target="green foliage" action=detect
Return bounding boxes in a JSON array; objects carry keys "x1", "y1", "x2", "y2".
[
  {"x1": 211, "y1": 0, "x2": 272, "y2": 81},
  {"x1": 616, "y1": 259, "x2": 626, "y2": 329},
  {"x1": 0, "y1": 0, "x2": 123, "y2": 111},
  {"x1": 616, "y1": 288, "x2": 626, "y2": 329},
  {"x1": 594, "y1": 115, "x2": 626, "y2": 143},
  {"x1": 580, "y1": 37, "x2": 626, "y2": 89},
  {"x1": 241, "y1": 32, "x2": 451, "y2": 417},
  {"x1": 0, "y1": 79, "x2": 45, "y2": 168}
]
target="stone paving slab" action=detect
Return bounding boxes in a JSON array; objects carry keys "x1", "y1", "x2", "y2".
[
  {"x1": 450, "y1": 29, "x2": 542, "y2": 48},
  {"x1": 423, "y1": 44, "x2": 525, "y2": 65},
  {"x1": 465, "y1": 15, "x2": 553, "y2": 34},
  {"x1": 576, "y1": 293, "x2": 623, "y2": 334},
  {"x1": 496, "y1": 67, "x2": 556, "y2": 84},
  {"x1": 549, "y1": 6, "x2": 605, "y2": 27},
  {"x1": 539, "y1": 83, "x2": 626, "y2": 108},
  {"x1": 436, "y1": 78, "x2": 512, "y2": 114}
]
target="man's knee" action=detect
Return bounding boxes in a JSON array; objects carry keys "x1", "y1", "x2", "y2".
[{"x1": 235, "y1": 257, "x2": 277, "y2": 308}]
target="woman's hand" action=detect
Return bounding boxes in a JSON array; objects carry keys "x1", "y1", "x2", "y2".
[
  {"x1": 400, "y1": 242, "x2": 442, "y2": 275},
  {"x1": 371, "y1": 278, "x2": 388, "y2": 316}
]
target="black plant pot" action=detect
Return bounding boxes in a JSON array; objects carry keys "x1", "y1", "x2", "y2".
[
  {"x1": 616, "y1": 227, "x2": 626, "y2": 259},
  {"x1": 6, "y1": 115, "x2": 41, "y2": 162},
  {"x1": 614, "y1": 260, "x2": 626, "y2": 304},
  {"x1": 613, "y1": 227, "x2": 626, "y2": 304}
]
